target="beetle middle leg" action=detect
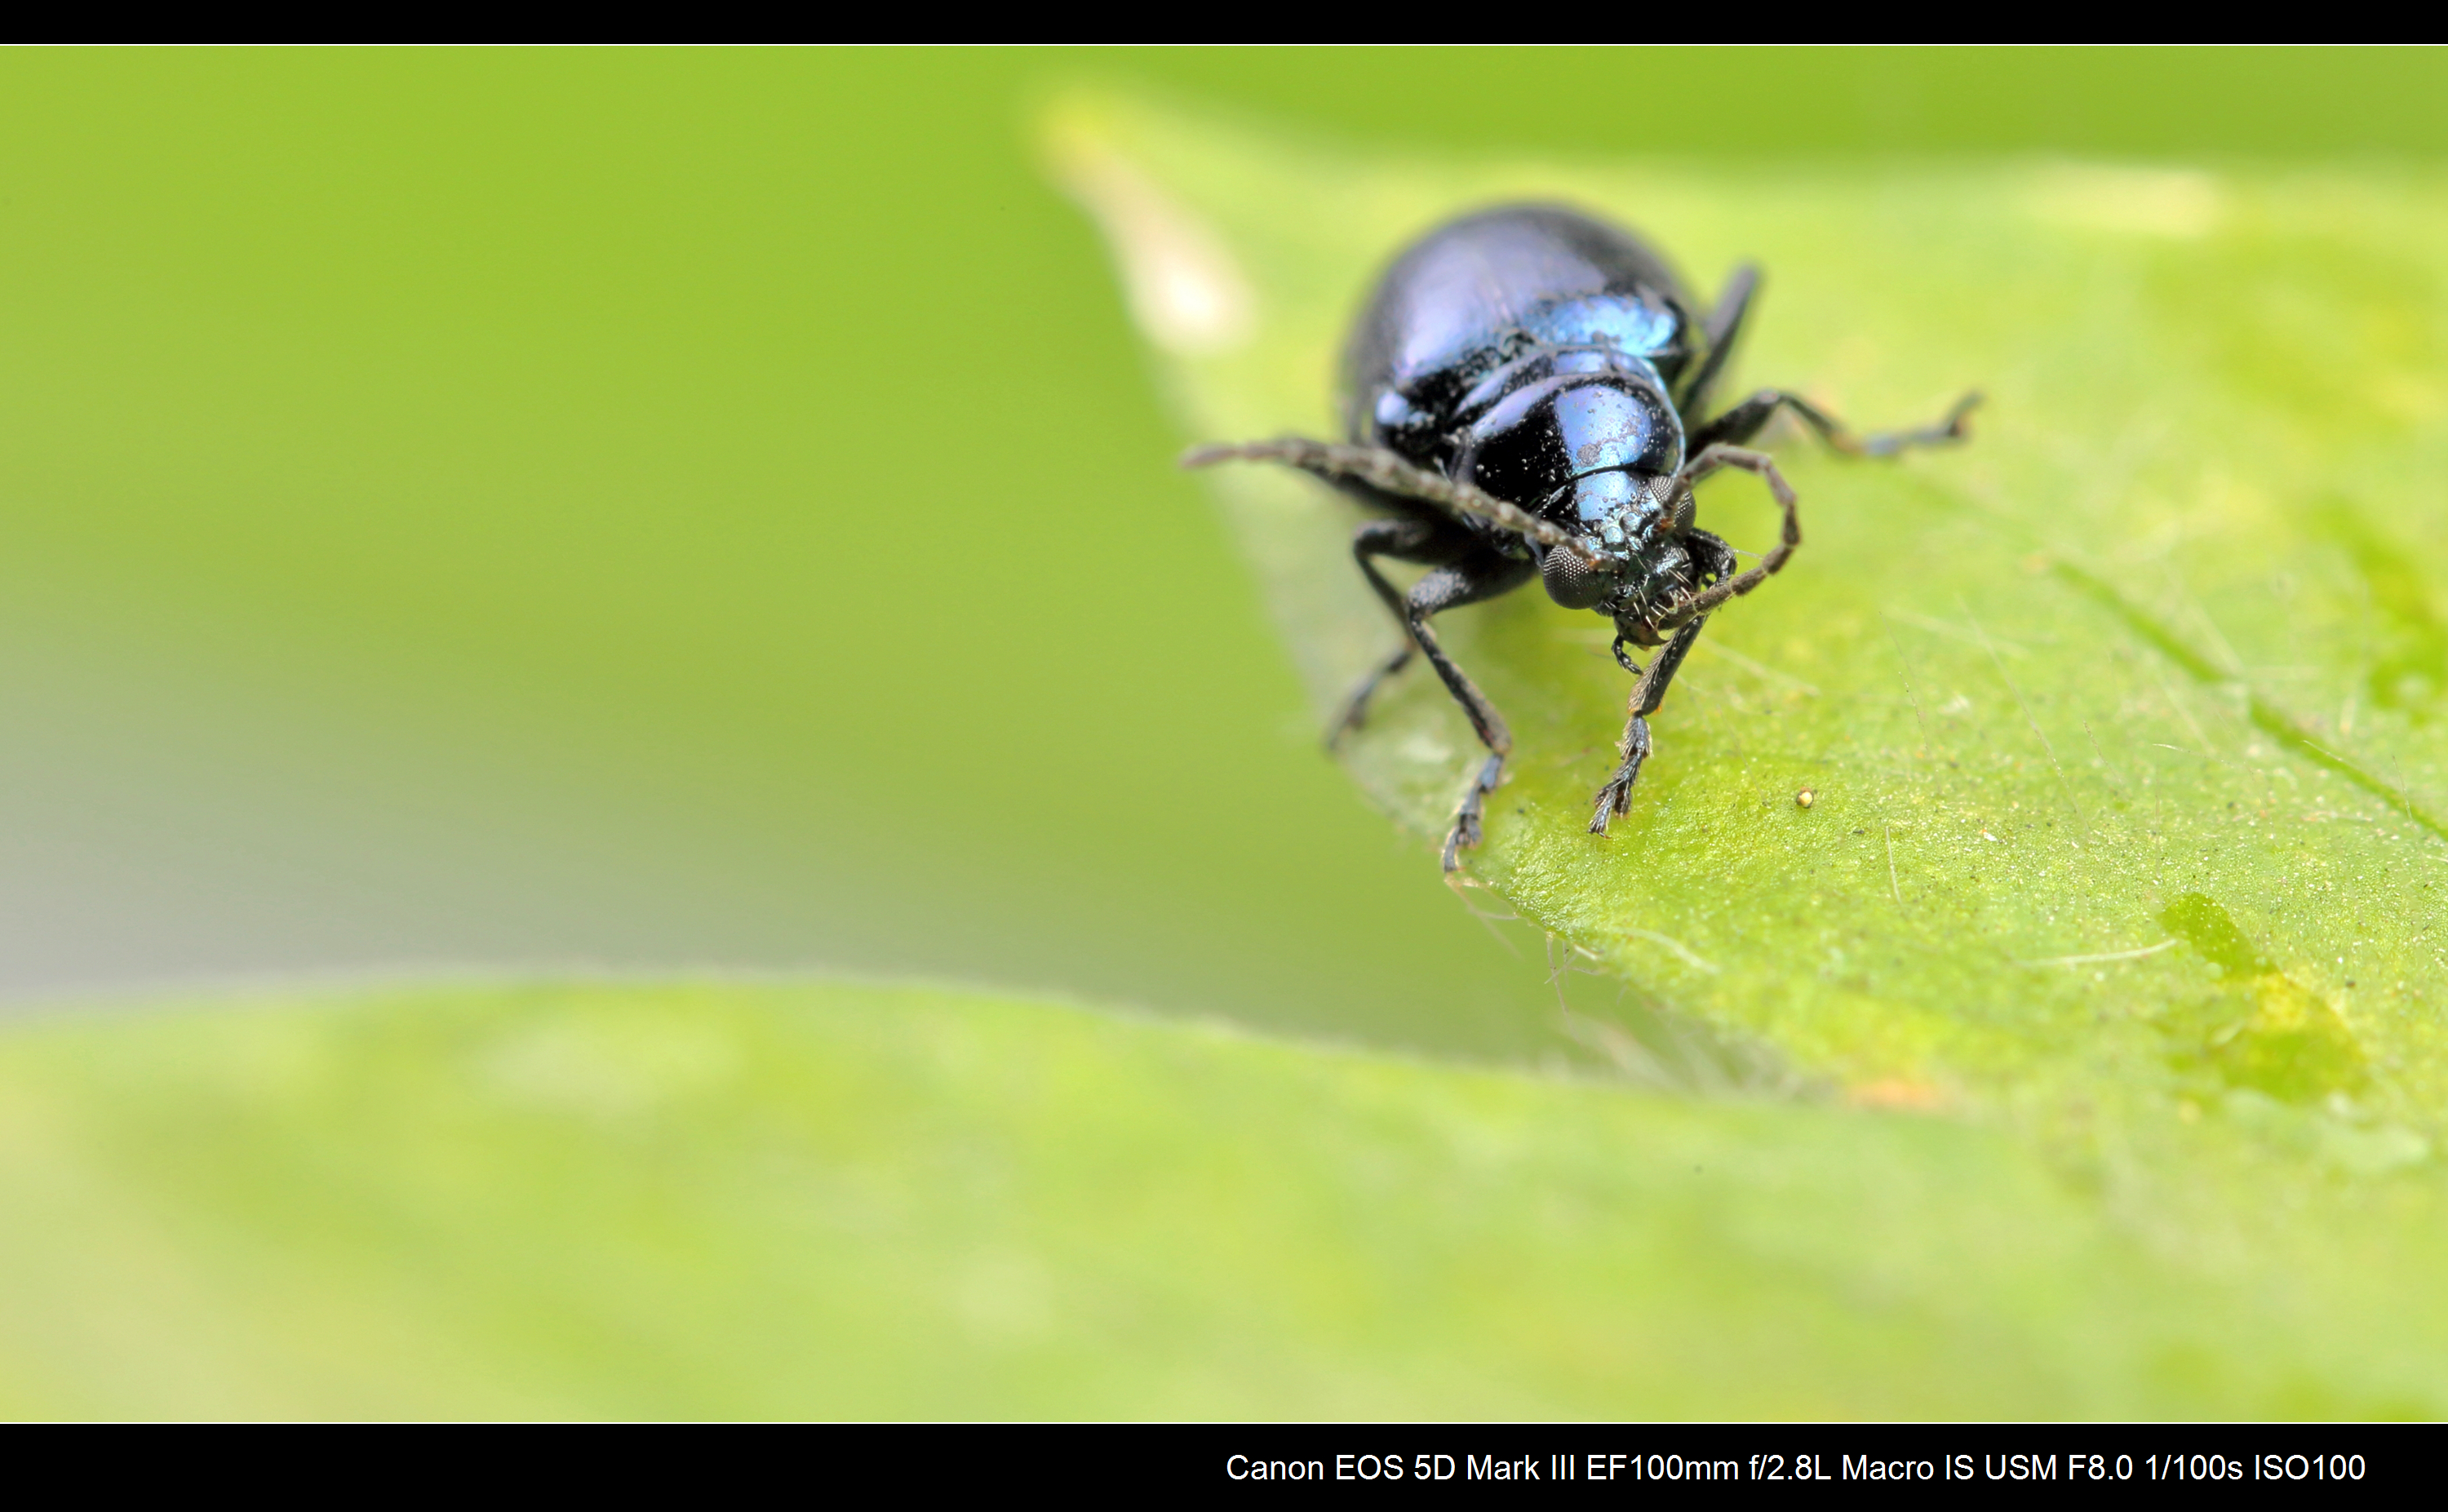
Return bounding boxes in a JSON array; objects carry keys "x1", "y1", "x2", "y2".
[
  {"x1": 1332, "y1": 514, "x2": 1478, "y2": 743},
  {"x1": 1691, "y1": 387, "x2": 1980, "y2": 457}
]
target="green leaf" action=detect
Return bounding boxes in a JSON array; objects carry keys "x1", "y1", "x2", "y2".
[
  {"x1": 1049, "y1": 93, "x2": 2448, "y2": 1408},
  {"x1": 0, "y1": 976, "x2": 2426, "y2": 1417}
]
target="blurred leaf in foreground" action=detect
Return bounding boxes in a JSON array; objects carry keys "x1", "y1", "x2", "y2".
[
  {"x1": 0, "y1": 979, "x2": 2422, "y2": 1417},
  {"x1": 1049, "y1": 93, "x2": 2448, "y2": 1411}
]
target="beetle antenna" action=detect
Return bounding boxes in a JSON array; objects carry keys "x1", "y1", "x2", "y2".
[
  {"x1": 1182, "y1": 437, "x2": 1598, "y2": 565},
  {"x1": 1653, "y1": 445, "x2": 1803, "y2": 631}
]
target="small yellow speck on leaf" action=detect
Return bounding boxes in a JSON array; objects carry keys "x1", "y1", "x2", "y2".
[{"x1": 1796, "y1": 788, "x2": 1816, "y2": 809}]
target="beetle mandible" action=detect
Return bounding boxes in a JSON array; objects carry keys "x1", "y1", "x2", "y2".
[{"x1": 1186, "y1": 204, "x2": 1978, "y2": 871}]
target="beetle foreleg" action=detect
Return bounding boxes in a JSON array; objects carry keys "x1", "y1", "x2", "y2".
[{"x1": 1590, "y1": 613, "x2": 1710, "y2": 834}]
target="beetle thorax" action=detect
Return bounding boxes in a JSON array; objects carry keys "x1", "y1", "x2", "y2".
[{"x1": 1452, "y1": 369, "x2": 1683, "y2": 531}]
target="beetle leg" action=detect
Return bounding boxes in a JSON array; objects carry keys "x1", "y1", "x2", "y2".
[
  {"x1": 1677, "y1": 262, "x2": 1759, "y2": 417},
  {"x1": 1590, "y1": 612, "x2": 1711, "y2": 834},
  {"x1": 1691, "y1": 388, "x2": 1980, "y2": 457},
  {"x1": 1390, "y1": 551, "x2": 1537, "y2": 871},
  {"x1": 1334, "y1": 526, "x2": 1537, "y2": 869},
  {"x1": 1590, "y1": 530, "x2": 1737, "y2": 832},
  {"x1": 1333, "y1": 515, "x2": 1475, "y2": 745}
]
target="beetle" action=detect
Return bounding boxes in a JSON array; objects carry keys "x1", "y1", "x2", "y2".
[{"x1": 1185, "y1": 204, "x2": 1977, "y2": 871}]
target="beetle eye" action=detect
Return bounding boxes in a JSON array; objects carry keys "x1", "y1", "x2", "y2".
[
  {"x1": 1541, "y1": 544, "x2": 1612, "y2": 609},
  {"x1": 1650, "y1": 475, "x2": 1694, "y2": 533}
]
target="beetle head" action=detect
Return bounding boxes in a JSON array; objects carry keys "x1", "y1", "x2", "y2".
[
  {"x1": 1608, "y1": 535, "x2": 1701, "y2": 646},
  {"x1": 1537, "y1": 468, "x2": 1695, "y2": 629}
]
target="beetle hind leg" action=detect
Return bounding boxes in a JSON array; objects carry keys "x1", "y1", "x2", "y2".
[{"x1": 1691, "y1": 388, "x2": 1980, "y2": 456}]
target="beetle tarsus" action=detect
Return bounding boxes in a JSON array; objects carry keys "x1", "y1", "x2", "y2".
[
  {"x1": 1860, "y1": 389, "x2": 1983, "y2": 456},
  {"x1": 1589, "y1": 719, "x2": 1652, "y2": 836},
  {"x1": 1444, "y1": 752, "x2": 1506, "y2": 871}
]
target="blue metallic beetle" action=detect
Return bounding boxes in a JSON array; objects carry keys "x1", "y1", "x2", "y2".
[{"x1": 1188, "y1": 205, "x2": 1976, "y2": 871}]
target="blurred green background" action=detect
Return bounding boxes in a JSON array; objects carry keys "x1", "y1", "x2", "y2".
[{"x1": 6, "y1": 47, "x2": 2446, "y2": 1058}]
